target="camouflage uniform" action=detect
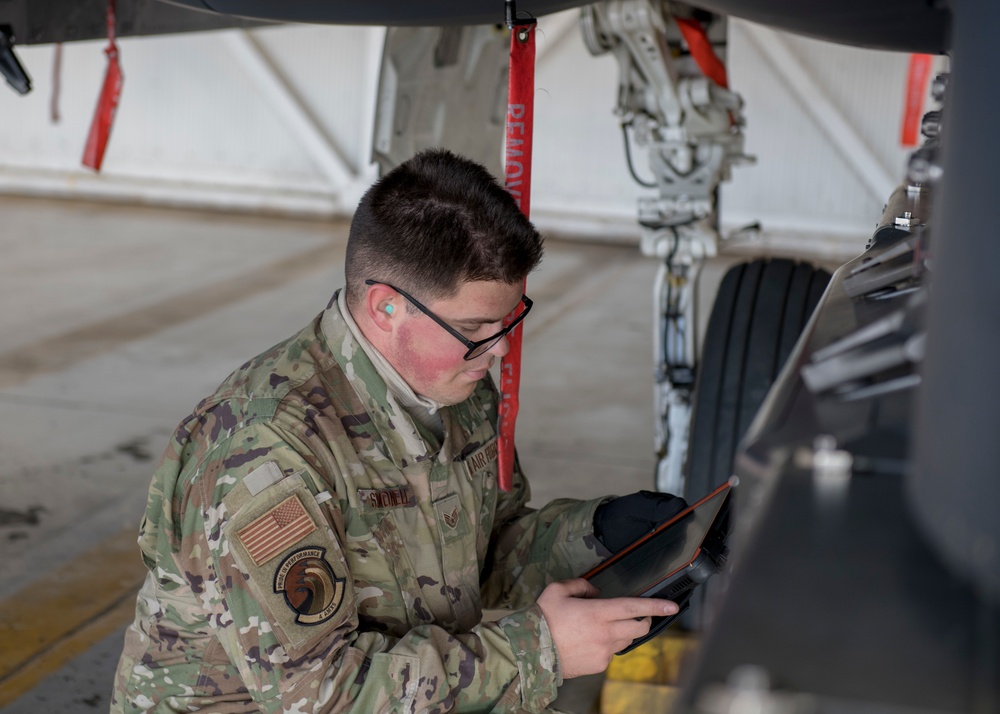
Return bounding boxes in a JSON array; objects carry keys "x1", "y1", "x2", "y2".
[{"x1": 111, "y1": 291, "x2": 610, "y2": 713}]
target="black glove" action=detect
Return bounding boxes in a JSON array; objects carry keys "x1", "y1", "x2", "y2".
[{"x1": 593, "y1": 490, "x2": 688, "y2": 553}]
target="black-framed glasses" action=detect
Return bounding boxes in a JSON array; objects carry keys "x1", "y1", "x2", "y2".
[{"x1": 365, "y1": 279, "x2": 533, "y2": 361}]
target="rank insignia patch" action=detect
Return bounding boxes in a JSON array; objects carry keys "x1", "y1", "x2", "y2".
[
  {"x1": 274, "y1": 547, "x2": 346, "y2": 625},
  {"x1": 434, "y1": 493, "x2": 464, "y2": 535},
  {"x1": 238, "y1": 495, "x2": 316, "y2": 566}
]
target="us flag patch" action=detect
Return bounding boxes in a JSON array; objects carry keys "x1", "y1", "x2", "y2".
[{"x1": 237, "y1": 495, "x2": 317, "y2": 566}]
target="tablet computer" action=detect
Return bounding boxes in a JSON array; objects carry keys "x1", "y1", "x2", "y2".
[{"x1": 581, "y1": 478, "x2": 735, "y2": 654}]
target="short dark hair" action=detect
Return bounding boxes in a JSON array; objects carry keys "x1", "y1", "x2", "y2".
[{"x1": 344, "y1": 149, "x2": 543, "y2": 307}]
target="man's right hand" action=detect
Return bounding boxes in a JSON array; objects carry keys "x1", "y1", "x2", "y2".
[{"x1": 535, "y1": 579, "x2": 679, "y2": 678}]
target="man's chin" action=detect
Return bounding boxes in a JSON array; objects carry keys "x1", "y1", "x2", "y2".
[{"x1": 433, "y1": 379, "x2": 482, "y2": 407}]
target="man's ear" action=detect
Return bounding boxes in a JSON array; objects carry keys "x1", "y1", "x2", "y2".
[{"x1": 365, "y1": 282, "x2": 398, "y2": 333}]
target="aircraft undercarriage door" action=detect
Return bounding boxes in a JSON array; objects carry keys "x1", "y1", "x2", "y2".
[{"x1": 373, "y1": 25, "x2": 509, "y2": 178}]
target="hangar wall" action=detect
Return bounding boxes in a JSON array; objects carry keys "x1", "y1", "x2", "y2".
[{"x1": 0, "y1": 10, "x2": 933, "y2": 260}]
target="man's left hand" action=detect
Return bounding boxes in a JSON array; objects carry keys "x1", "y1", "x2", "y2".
[{"x1": 593, "y1": 490, "x2": 688, "y2": 553}]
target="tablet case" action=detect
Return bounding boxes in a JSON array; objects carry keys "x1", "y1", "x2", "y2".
[{"x1": 581, "y1": 478, "x2": 734, "y2": 654}]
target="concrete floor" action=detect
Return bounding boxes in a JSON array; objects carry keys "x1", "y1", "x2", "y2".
[{"x1": 0, "y1": 195, "x2": 662, "y2": 713}]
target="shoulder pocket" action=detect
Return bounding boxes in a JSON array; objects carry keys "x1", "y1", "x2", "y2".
[{"x1": 222, "y1": 472, "x2": 356, "y2": 653}]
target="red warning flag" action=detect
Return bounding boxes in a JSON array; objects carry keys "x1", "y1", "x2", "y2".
[
  {"x1": 82, "y1": 0, "x2": 123, "y2": 171},
  {"x1": 901, "y1": 54, "x2": 934, "y2": 147},
  {"x1": 675, "y1": 17, "x2": 728, "y2": 89},
  {"x1": 498, "y1": 21, "x2": 535, "y2": 492}
]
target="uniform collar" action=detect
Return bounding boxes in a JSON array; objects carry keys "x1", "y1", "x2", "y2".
[
  {"x1": 335, "y1": 290, "x2": 444, "y2": 417},
  {"x1": 321, "y1": 290, "x2": 463, "y2": 468}
]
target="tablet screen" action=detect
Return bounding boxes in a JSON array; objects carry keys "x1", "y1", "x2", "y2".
[{"x1": 586, "y1": 485, "x2": 730, "y2": 599}]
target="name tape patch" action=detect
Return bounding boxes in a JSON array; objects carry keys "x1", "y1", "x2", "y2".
[
  {"x1": 464, "y1": 438, "x2": 498, "y2": 477},
  {"x1": 357, "y1": 486, "x2": 415, "y2": 511}
]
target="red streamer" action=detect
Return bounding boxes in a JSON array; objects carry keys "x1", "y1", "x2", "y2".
[
  {"x1": 82, "y1": 0, "x2": 123, "y2": 171},
  {"x1": 498, "y1": 23, "x2": 535, "y2": 492},
  {"x1": 675, "y1": 17, "x2": 728, "y2": 89},
  {"x1": 901, "y1": 54, "x2": 933, "y2": 147}
]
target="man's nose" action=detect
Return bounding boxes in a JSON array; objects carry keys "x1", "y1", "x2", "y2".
[{"x1": 487, "y1": 334, "x2": 510, "y2": 359}]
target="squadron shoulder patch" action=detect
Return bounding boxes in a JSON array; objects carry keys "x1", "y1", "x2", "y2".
[
  {"x1": 237, "y1": 495, "x2": 316, "y2": 566},
  {"x1": 274, "y1": 547, "x2": 346, "y2": 625}
]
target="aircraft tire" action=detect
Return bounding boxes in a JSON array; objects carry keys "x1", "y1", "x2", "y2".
[
  {"x1": 684, "y1": 258, "x2": 830, "y2": 502},
  {"x1": 678, "y1": 258, "x2": 829, "y2": 632}
]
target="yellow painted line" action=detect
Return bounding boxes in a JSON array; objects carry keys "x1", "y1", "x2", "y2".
[
  {"x1": 0, "y1": 527, "x2": 145, "y2": 707},
  {"x1": 599, "y1": 680, "x2": 677, "y2": 714},
  {"x1": 0, "y1": 594, "x2": 138, "y2": 708},
  {"x1": 599, "y1": 632, "x2": 698, "y2": 713},
  {"x1": 605, "y1": 630, "x2": 699, "y2": 685}
]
